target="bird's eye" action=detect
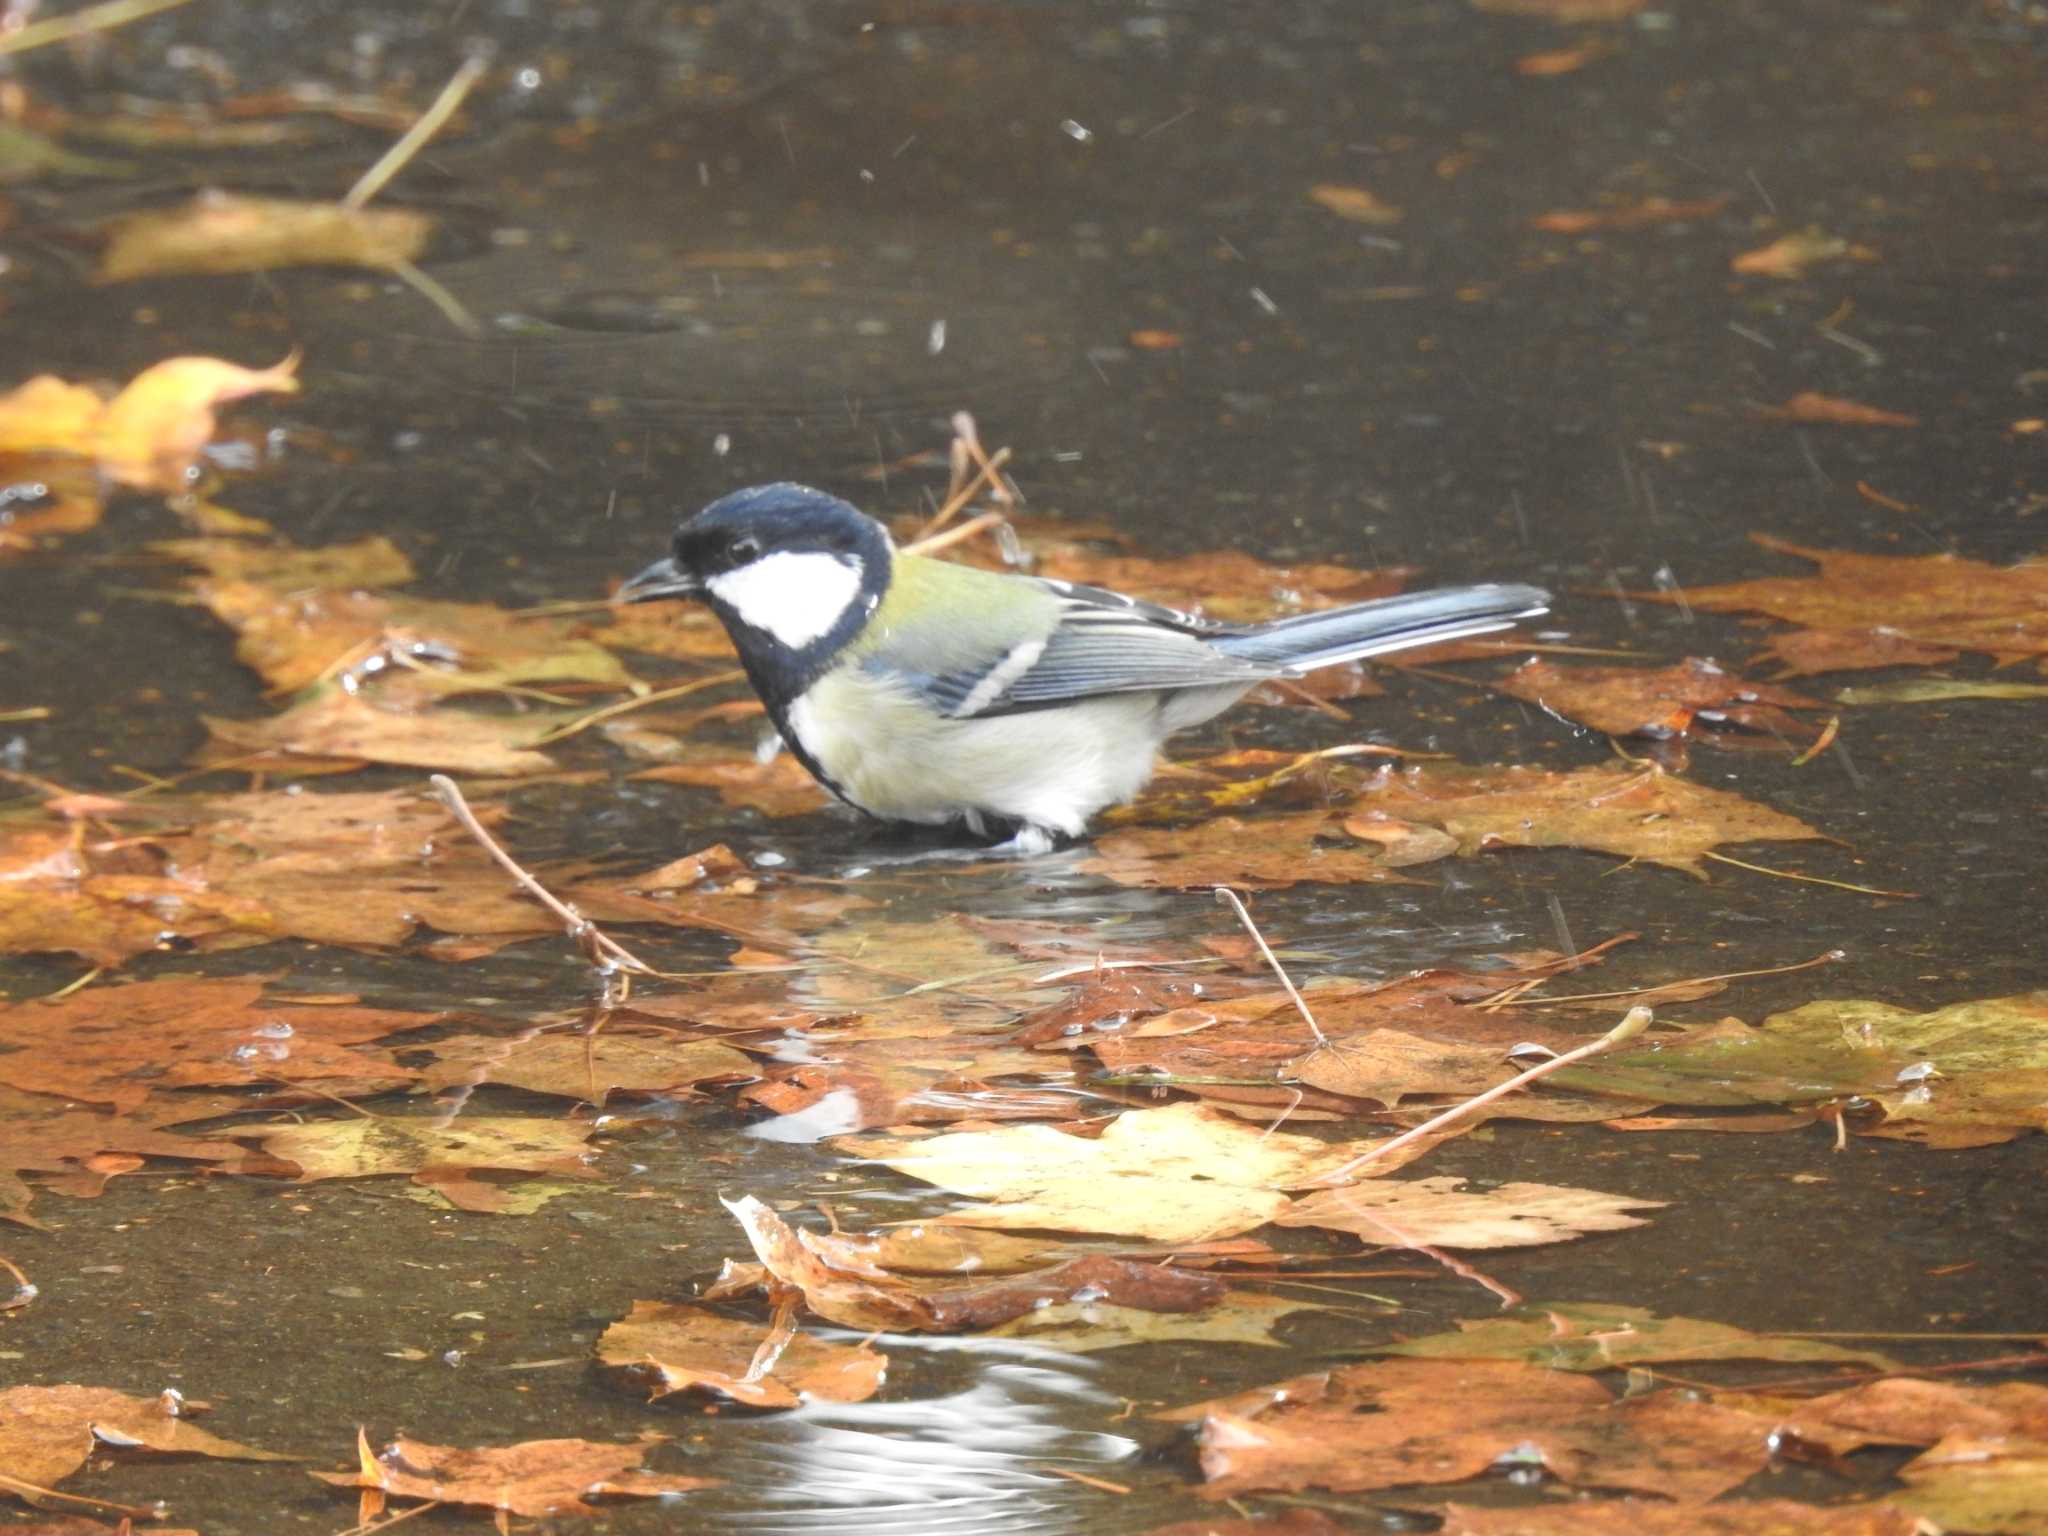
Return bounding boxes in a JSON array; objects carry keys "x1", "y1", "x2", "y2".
[{"x1": 729, "y1": 535, "x2": 761, "y2": 563}]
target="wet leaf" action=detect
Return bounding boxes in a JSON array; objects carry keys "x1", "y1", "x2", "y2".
[
  {"x1": 0, "y1": 120, "x2": 135, "y2": 182},
  {"x1": 634, "y1": 751, "x2": 835, "y2": 817},
  {"x1": 203, "y1": 688, "x2": 567, "y2": 775},
  {"x1": 227, "y1": 1113, "x2": 598, "y2": 1213},
  {"x1": 0, "y1": 353, "x2": 298, "y2": 493},
  {"x1": 1346, "y1": 760, "x2": 1824, "y2": 877},
  {"x1": 1530, "y1": 196, "x2": 1729, "y2": 233},
  {"x1": 1731, "y1": 228, "x2": 1875, "y2": 278},
  {"x1": 597, "y1": 1300, "x2": 886, "y2": 1407},
  {"x1": 1163, "y1": 1358, "x2": 1825, "y2": 1501},
  {"x1": 721, "y1": 1195, "x2": 1225, "y2": 1332},
  {"x1": 1308, "y1": 183, "x2": 1403, "y2": 226},
  {"x1": 1557, "y1": 989, "x2": 2048, "y2": 1134},
  {"x1": 1277, "y1": 1178, "x2": 1661, "y2": 1250},
  {"x1": 0, "y1": 454, "x2": 104, "y2": 556},
  {"x1": 414, "y1": 1029, "x2": 755, "y2": 1104},
  {"x1": 1757, "y1": 391, "x2": 1919, "y2": 428},
  {"x1": 1891, "y1": 1439, "x2": 2048, "y2": 1534},
  {"x1": 1442, "y1": 1500, "x2": 1923, "y2": 1535},
  {"x1": 0, "y1": 1384, "x2": 289, "y2": 1491},
  {"x1": 0, "y1": 1083, "x2": 247, "y2": 1226},
  {"x1": 1471, "y1": 0, "x2": 1644, "y2": 18},
  {"x1": 1082, "y1": 813, "x2": 1411, "y2": 890},
  {"x1": 1377, "y1": 1301, "x2": 1900, "y2": 1370},
  {"x1": 312, "y1": 1428, "x2": 711, "y2": 1517},
  {"x1": 1713, "y1": 1376, "x2": 2048, "y2": 1448},
  {"x1": 1634, "y1": 534, "x2": 2048, "y2": 676},
  {"x1": 0, "y1": 976, "x2": 432, "y2": 1114},
  {"x1": 97, "y1": 191, "x2": 432, "y2": 281},
  {"x1": 1142, "y1": 1514, "x2": 1353, "y2": 1536},
  {"x1": 1498, "y1": 657, "x2": 1825, "y2": 750},
  {"x1": 983, "y1": 1289, "x2": 1327, "y2": 1350},
  {"x1": 839, "y1": 1102, "x2": 1423, "y2": 1243}
]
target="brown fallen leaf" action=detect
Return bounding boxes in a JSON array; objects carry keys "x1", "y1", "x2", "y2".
[
  {"x1": 1346, "y1": 760, "x2": 1824, "y2": 878},
  {"x1": 414, "y1": 1029, "x2": 755, "y2": 1105},
  {"x1": 0, "y1": 1384, "x2": 290, "y2": 1491},
  {"x1": 1377, "y1": 1301, "x2": 1899, "y2": 1370},
  {"x1": 1308, "y1": 183, "x2": 1403, "y2": 226},
  {"x1": 313, "y1": 1428, "x2": 711, "y2": 1518},
  {"x1": 0, "y1": 1082, "x2": 248, "y2": 1227},
  {"x1": 1756, "y1": 391, "x2": 1919, "y2": 428},
  {"x1": 0, "y1": 353, "x2": 299, "y2": 493},
  {"x1": 226, "y1": 1113, "x2": 598, "y2": 1213},
  {"x1": 203, "y1": 688, "x2": 567, "y2": 775},
  {"x1": 1441, "y1": 1500, "x2": 1923, "y2": 1535},
  {"x1": 1277, "y1": 1177, "x2": 1660, "y2": 1250},
  {"x1": 1164, "y1": 1357, "x2": 1835, "y2": 1502},
  {"x1": 1471, "y1": 0, "x2": 1644, "y2": 19},
  {"x1": 1497, "y1": 656, "x2": 1825, "y2": 750},
  {"x1": 1513, "y1": 41, "x2": 1610, "y2": 76},
  {"x1": 1626, "y1": 533, "x2": 2048, "y2": 676},
  {"x1": 838, "y1": 1102, "x2": 1438, "y2": 1244},
  {"x1": 721, "y1": 1194, "x2": 1225, "y2": 1331},
  {"x1": 1530, "y1": 195, "x2": 1728, "y2": 233},
  {"x1": 0, "y1": 975, "x2": 431, "y2": 1114},
  {"x1": 598, "y1": 1300, "x2": 886, "y2": 1407},
  {"x1": 1731, "y1": 227, "x2": 1875, "y2": 279},
  {"x1": 97, "y1": 190, "x2": 432, "y2": 281},
  {"x1": 1082, "y1": 813, "x2": 1411, "y2": 891},
  {"x1": 0, "y1": 454, "x2": 104, "y2": 557}
]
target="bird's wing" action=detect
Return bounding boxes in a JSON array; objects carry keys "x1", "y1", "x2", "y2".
[{"x1": 909, "y1": 596, "x2": 1279, "y2": 720}]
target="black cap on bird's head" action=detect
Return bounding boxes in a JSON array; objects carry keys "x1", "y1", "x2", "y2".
[{"x1": 613, "y1": 483, "x2": 890, "y2": 607}]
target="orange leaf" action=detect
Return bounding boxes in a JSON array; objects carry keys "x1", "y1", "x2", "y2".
[{"x1": 94, "y1": 351, "x2": 300, "y2": 492}]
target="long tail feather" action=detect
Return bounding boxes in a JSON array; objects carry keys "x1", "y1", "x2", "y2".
[{"x1": 1212, "y1": 583, "x2": 1550, "y2": 672}]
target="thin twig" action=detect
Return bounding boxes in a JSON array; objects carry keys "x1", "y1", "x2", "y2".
[
  {"x1": 342, "y1": 53, "x2": 490, "y2": 210},
  {"x1": 909, "y1": 444, "x2": 1015, "y2": 543},
  {"x1": 0, "y1": 0, "x2": 194, "y2": 55},
  {"x1": 1213, "y1": 886, "x2": 1326, "y2": 1046},
  {"x1": 428, "y1": 774, "x2": 658, "y2": 977},
  {"x1": 1489, "y1": 946, "x2": 1846, "y2": 1009},
  {"x1": 1312, "y1": 1005, "x2": 1653, "y2": 1185},
  {"x1": 901, "y1": 508, "x2": 1007, "y2": 558},
  {"x1": 1313, "y1": 1199, "x2": 1523, "y2": 1309},
  {"x1": 1702, "y1": 851, "x2": 1917, "y2": 899},
  {"x1": 530, "y1": 670, "x2": 746, "y2": 745}
]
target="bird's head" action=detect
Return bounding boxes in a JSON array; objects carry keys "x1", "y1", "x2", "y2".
[{"x1": 616, "y1": 482, "x2": 892, "y2": 682}]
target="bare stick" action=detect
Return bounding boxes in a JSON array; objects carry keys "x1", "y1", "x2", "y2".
[
  {"x1": 902, "y1": 508, "x2": 1007, "y2": 558},
  {"x1": 1213, "y1": 886, "x2": 1326, "y2": 1046},
  {"x1": 910, "y1": 441, "x2": 1015, "y2": 543},
  {"x1": 1312, "y1": 1198, "x2": 1523, "y2": 1309},
  {"x1": 343, "y1": 53, "x2": 489, "y2": 210},
  {"x1": 1312, "y1": 1005, "x2": 1653, "y2": 1185},
  {"x1": 1702, "y1": 850, "x2": 1916, "y2": 899},
  {"x1": 0, "y1": 0, "x2": 194, "y2": 56},
  {"x1": 531, "y1": 669, "x2": 746, "y2": 745},
  {"x1": 428, "y1": 774, "x2": 658, "y2": 976}
]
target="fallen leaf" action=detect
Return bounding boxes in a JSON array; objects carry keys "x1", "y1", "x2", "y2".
[
  {"x1": 721, "y1": 1194, "x2": 1226, "y2": 1331},
  {"x1": 1497, "y1": 656, "x2": 1825, "y2": 749},
  {"x1": 1732, "y1": 228, "x2": 1874, "y2": 279},
  {"x1": 203, "y1": 688, "x2": 567, "y2": 775},
  {"x1": 1082, "y1": 813, "x2": 1410, "y2": 890},
  {"x1": 839, "y1": 1102, "x2": 1427, "y2": 1243},
  {"x1": 312, "y1": 1429, "x2": 711, "y2": 1517},
  {"x1": 0, "y1": 353, "x2": 298, "y2": 493},
  {"x1": 1441, "y1": 1500, "x2": 1923, "y2": 1535},
  {"x1": 97, "y1": 190, "x2": 432, "y2": 281},
  {"x1": 227, "y1": 1114, "x2": 598, "y2": 1213},
  {"x1": 1277, "y1": 1178, "x2": 1661, "y2": 1250},
  {"x1": 0, "y1": 1083, "x2": 246, "y2": 1226},
  {"x1": 1308, "y1": 184, "x2": 1403, "y2": 226},
  {"x1": 984, "y1": 1289, "x2": 1327, "y2": 1350},
  {"x1": 1471, "y1": 0, "x2": 1644, "y2": 19},
  {"x1": 1530, "y1": 195, "x2": 1728, "y2": 233},
  {"x1": 1756, "y1": 392, "x2": 1919, "y2": 428},
  {"x1": 0, "y1": 1384, "x2": 289, "y2": 1491},
  {"x1": 1164, "y1": 1358, "x2": 1831, "y2": 1502},
  {"x1": 1346, "y1": 760, "x2": 1824, "y2": 877},
  {"x1": 597, "y1": 1300, "x2": 885, "y2": 1407},
  {"x1": 1375, "y1": 1301, "x2": 1899, "y2": 1370}
]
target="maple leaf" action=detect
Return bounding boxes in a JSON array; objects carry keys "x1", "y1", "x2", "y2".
[{"x1": 313, "y1": 1428, "x2": 711, "y2": 1517}]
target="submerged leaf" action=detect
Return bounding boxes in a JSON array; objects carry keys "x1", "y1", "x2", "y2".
[
  {"x1": 313, "y1": 1430, "x2": 711, "y2": 1516},
  {"x1": 97, "y1": 190, "x2": 432, "y2": 281},
  {"x1": 1376, "y1": 1301, "x2": 1899, "y2": 1370}
]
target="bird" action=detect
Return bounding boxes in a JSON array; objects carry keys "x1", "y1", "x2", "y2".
[{"x1": 615, "y1": 483, "x2": 1548, "y2": 852}]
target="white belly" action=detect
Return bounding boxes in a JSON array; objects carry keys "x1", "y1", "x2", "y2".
[{"x1": 785, "y1": 672, "x2": 1248, "y2": 835}]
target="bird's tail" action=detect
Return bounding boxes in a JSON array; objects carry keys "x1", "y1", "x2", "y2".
[{"x1": 1212, "y1": 583, "x2": 1550, "y2": 672}]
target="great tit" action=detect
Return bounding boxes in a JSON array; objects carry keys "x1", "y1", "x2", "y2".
[{"x1": 616, "y1": 483, "x2": 1548, "y2": 850}]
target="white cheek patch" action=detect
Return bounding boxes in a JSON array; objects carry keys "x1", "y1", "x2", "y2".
[{"x1": 706, "y1": 551, "x2": 865, "y2": 649}]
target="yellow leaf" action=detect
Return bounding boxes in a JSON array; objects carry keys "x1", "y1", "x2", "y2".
[{"x1": 94, "y1": 351, "x2": 300, "y2": 492}]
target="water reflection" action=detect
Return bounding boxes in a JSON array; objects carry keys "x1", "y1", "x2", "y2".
[{"x1": 713, "y1": 1348, "x2": 1134, "y2": 1534}]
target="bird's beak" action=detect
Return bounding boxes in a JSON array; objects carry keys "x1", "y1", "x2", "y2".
[{"x1": 613, "y1": 555, "x2": 700, "y2": 605}]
